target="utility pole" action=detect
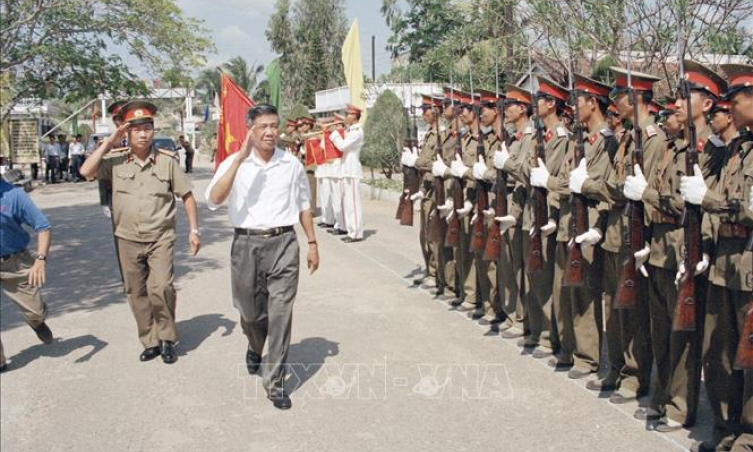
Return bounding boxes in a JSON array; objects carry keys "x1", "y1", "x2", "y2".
[{"x1": 371, "y1": 35, "x2": 376, "y2": 82}]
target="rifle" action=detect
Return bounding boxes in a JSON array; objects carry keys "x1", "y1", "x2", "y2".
[
  {"x1": 483, "y1": 98, "x2": 509, "y2": 262},
  {"x1": 615, "y1": 61, "x2": 645, "y2": 309},
  {"x1": 469, "y1": 64, "x2": 488, "y2": 253},
  {"x1": 397, "y1": 106, "x2": 420, "y2": 226},
  {"x1": 672, "y1": 55, "x2": 702, "y2": 332},
  {"x1": 527, "y1": 77, "x2": 547, "y2": 275},
  {"x1": 734, "y1": 233, "x2": 753, "y2": 369},
  {"x1": 563, "y1": 62, "x2": 587, "y2": 287},
  {"x1": 428, "y1": 103, "x2": 446, "y2": 244},
  {"x1": 445, "y1": 86, "x2": 465, "y2": 248}
]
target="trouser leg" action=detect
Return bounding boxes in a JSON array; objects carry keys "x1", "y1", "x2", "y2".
[
  {"x1": 318, "y1": 178, "x2": 334, "y2": 225},
  {"x1": 145, "y1": 239, "x2": 178, "y2": 343},
  {"x1": 331, "y1": 177, "x2": 346, "y2": 230},
  {"x1": 117, "y1": 239, "x2": 158, "y2": 348},
  {"x1": 341, "y1": 178, "x2": 362, "y2": 240},
  {"x1": 0, "y1": 250, "x2": 47, "y2": 328},
  {"x1": 570, "y1": 246, "x2": 602, "y2": 372},
  {"x1": 419, "y1": 193, "x2": 436, "y2": 278},
  {"x1": 307, "y1": 171, "x2": 317, "y2": 214}
]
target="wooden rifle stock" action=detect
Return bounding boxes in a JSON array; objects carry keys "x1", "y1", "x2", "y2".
[
  {"x1": 445, "y1": 118, "x2": 464, "y2": 248},
  {"x1": 471, "y1": 118, "x2": 488, "y2": 253},
  {"x1": 428, "y1": 118, "x2": 446, "y2": 244},
  {"x1": 527, "y1": 117, "x2": 547, "y2": 275},
  {"x1": 672, "y1": 79, "x2": 702, "y2": 332},
  {"x1": 563, "y1": 95, "x2": 587, "y2": 287},
  {"x1": 398, "y1": 108, "x2": 420, "y2": 226},
  {"x1": 483, "y1": 167, "x2": 507, "y2": 261},
  {"x1": 615, "y1": 117, "x2": 642, "y2": 309},
  {"x1": 734, "y1": 234, "x2": 753, "y2": 369}
]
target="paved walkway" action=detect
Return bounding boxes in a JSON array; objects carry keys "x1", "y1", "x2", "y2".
[{"x1": 1, "y1": 159, "x2": 711, "y2": 451}]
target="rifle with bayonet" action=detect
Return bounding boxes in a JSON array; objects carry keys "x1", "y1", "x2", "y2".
[
  {"x1": 445, "y1": 99, "x2": 465, "y2": 248},
  {"x1": 734, "y1": 233, "x2": 753, "y2": 369},
  {"x1": 471, "y1": 102, "x2": 490, "y2": 254},
  {"x1": 615, "y1": 62, "x2": 645, "y2": 309},
  {"x1": 428, "y1": 103, "x2": 446, "y2": 244},
  {"x1": 483, "y1": 97, "x2": 509, "y2": 262},
  {"x1": 672, "y1": 55, "x2": 702, "y2": 332},
  {"x1": 563, "y1": 66, "x2": 587, "y2": 287},
  {"x1": 527, "y1": 83, "x2": 547, "y2": 275},
  {"x1": 397, "y1": 105, "x2": 420, "y2": 226}
]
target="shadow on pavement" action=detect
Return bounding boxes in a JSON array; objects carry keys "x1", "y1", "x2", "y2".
[
  {"x1": 284, "y1": 337, "x2": 340, "y2": 394},
  {"x1": 176, "y1": 313, "x2": 236, "y2": 356},
  {"x1": 6, "y1": 334, "x2": 108, "y2": 371}
]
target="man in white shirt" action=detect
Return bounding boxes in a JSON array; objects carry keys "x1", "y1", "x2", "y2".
[
  {"x1": 329, "y1": 104, "x2": 364, "y2": 242},
  {"x1": 206, "y1": 105, "x2": 319, "y2": 410},
  {"x1": 69, "y1": 134, "x2": 86, "y2": 181}
]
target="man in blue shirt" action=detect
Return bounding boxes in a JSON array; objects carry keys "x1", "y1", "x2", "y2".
[{"x1": 0, "y1": 179, "x2": 54, "y2": 372}]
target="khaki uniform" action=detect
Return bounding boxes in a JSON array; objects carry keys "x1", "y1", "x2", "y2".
[
  {"x1": 640, "y1": 126, "x2": 718, "y2": 425},
  {"x1": 415, "y1": 127, "x2": 440, "y2": 282},
  {"x1": 441, "y1": 124, "x2": 462, "y2": 296},
  {"x1": 475, "y1": 131, "x2": 502, "y2": 318},
  {"x1": 699, "y1": 134, "x2": 753, "y2": 447},
  {"x1": 457, "y1": 131, "x2": 484, "y2": 309},
  {"x1": 548, "y1": 122, "x2": 611, "y2": 371},
  {"x1": 98, "y1": 148, "x2": 193, "y2": 348},
  {"x1": 581, "y1": 116, "x2": 663, "y2": 393}
]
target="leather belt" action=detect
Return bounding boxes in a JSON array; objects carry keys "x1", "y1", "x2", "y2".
[
  {"x1": 234, "y1": 226, "x2": 294, "y2": 237},
  {"x1": 651, "y1": 212, "x2": 679, "y2": 225},
  {"x1": 718, "y1": 223, "x2": 750, "y2": 239}
]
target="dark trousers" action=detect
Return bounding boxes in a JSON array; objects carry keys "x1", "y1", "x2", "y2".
[
  {"x1": 185, "y1": 152, "x2": 194, "y2": 173},
  {"x1": 231, "y1": 230, "x2": 300, "y2": 397},
  {"x1": 30, "y1": 163, "x2": 39, "y2": 180},
  {"x1": 45, "y1": 156, "x2": 59, "y2": 182},
  {"x1": 71, "y1": 155, "x2": 85, "y2": 181}
]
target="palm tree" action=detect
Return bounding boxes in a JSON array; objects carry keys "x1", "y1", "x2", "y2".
[{"x1": 194, "y1": 57, "x2": 267, "y2": 103}]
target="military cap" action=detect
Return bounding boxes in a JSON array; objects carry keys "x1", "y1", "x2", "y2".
[
  {"x1": 502, "y1": 83, "x2": 532, "y2": 105},
  {"x1": 607, "y1": 103, "x2": 619, "y2": 117},
  {"x1": 419, "y1": 95, "x2": 443, "y2": 111},
  {"x1": 573, "y1": 74, "x2": 611, "y2": 98},
  {"x1": 107, "y1": 100, "x2": 129, "y2": 119},
  {"x1": 345, "y1": 104, "x2": 362, "y2": 116},
  {"x1": 709, "y1": 99, "x2": 731, "y2": 115},
  {"x1": 297, "y1": 116, "x2": 315, "y2": 126},
  {"x1": 719, "y1": 63, "x2": 753, "y2": 99},
  {"x1": 535, "y1": 75, "x2": 569, "y2": 102},
  {"x1": 682, "y1": 60, "x2": 727, "y2": 98},
  {"x1": 119, "y1": 100, "x2": 158, "y2": 126},
  {"x1": 648, "y1": 101, "x2": 662, "y2": 116},
  {"x1": 475, "y1": 89, "x2": 500, "y2": 109},
  {"x1": 286, "y1": 119, "x2": 298, "y2": 127},
  {"x1": 609, "y1": 66, "x2": 661, "y2": 91}
]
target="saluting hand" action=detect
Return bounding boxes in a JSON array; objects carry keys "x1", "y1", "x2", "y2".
[
  {"x1": 238, "y1": 129, "x2": 254, "y2": 161},
  {"x1": 105, "y1": 123, "x2": 129, "y2": 150}
]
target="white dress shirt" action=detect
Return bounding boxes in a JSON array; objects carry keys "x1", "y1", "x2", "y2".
[
  {"x1": 330, "y1": 123, "x2": 364, "y2": 179},
  {"x1": 70, "y1": 142, "x2": 85, "y2": 156},
  {"x1": 205, "y1": 148, "x2": 311, "y2": 228}
]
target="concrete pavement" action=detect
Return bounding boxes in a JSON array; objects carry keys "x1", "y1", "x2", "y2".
[{"x1": 1, "y1": 159, "x2": 712, "y2": 451}]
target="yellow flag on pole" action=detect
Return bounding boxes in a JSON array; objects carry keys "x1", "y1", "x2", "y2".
[{"x1": 341, "y1": 19, "x2": 366, "y2": 123}]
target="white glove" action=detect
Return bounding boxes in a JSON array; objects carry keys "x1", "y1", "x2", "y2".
[
  {"x1": 437, "y1": 199, "x2": 454, "y2": 218},
  {"x1": 401, "y1": 147, "x2": 419, "y2": 167},
  {"x1": 483, "y1": 208, "x2": 495, "y2": 219},
  {"x1": 450, "y1": 155, "x2": 469, "y2": 178},
  {"x1": 530, "y1": 158, "x2": 550, "y2": 188},
  {"x1": 471, "y1": 213, "x2": 479, "y2": 225},
  {"x1": 575, "y1": 228, "x2": 601, "y2": 246},
  {"x1": 675, "y1": 253, "x2": 711, "y2": 285},
  {"x1": 749, "y1": 186, "x2": 753, "y2": 211},
  {"x1": 679, "y1": 164, "x2": 707, "y2": 205},
  {"x1": 624, "y1": 165, "x2": 648, "y2": 201},
  {"x1": 102, "y1": 206, "x2": 111, "y2": 218},
  {"x1": 456, "y1": 200, "x2": 473, "y2": 218},
  {"x1": 541, "y1": 220, "x2": 557, "y2": 236},
  {"x1": 493, "y1": 144, "x2": 510, "y2": 170},
  {"x1": 472, "y1": 155, "x2": 488, "y2": 181},
  {"x1": 432, "y1": 155, "x2": 448, "y2": 178},
  {"x1": 635, "y1": 246, "x2": 650, "y2": 278},
  {"x1": 494, "y1": 215, "x2": 516, "y2": 231},
  {"x1": 568, "y1": 158, "x2": 588, "y2": 194},
  {"x1": 410, "y1": 190, "x2": 425, "y2": 201}
]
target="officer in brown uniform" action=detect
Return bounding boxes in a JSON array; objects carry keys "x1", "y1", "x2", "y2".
[
  {"x1": 526, "y1": 76, "x2": 571, "y2": 360},
  {"x1": 491, "y1": 84, "x2": 534, "y2": 338},
  {"x1": 574, "y1": 68, "x2": 661, "y2": 402},
  {"x1": 410, "y1": 95, "x2": 447, "y2": 293},
  {"x1": 623, "y1": 61, "x2": 727, "y2": 431},
  {"x1": 536, "y1": 74, "x2": 611, "y2": 379},
  {"x1": 679, "y1": 63, "x2": 753, "y2": 452},
  {"x1": 80, "y1": 101, "x2": 201, "y2": 364}
]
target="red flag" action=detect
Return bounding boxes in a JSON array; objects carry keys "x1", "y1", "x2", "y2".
[{"x1": 216, "y1": 74, "x2": 254, "y2": 169}]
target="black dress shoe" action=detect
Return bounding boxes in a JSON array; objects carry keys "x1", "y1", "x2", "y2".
[
  {"x1": 32, "y1": 322, "x2": 53, "y2": 344},
  {"x1": 160, "y1": 340, "x2": 177, "y2": 364},
  {"x1": 0, "y1": 362, "x2": 8, "y2": 373},
  {"x1": 268, "y1": 393, "x2": 292, "y2": 410},
  {"x1": 433, "y1": 286, "x2": 445, "y2": 296},
  {"x1": 246, "y1": 349, "x2": 262, "y2": 375},
  {"x1": 140, "y1": 346, "x2": 161, "y2": 362},
  {"x1": 328, "y1": 228, "x2": 347, "y2": 235},
  {"x1": 412, "y1": 276, "x2": 426, "y2": 285},
  {"x1": 633, "y1": 407, "x2": 663, "y2": 421},
  {"x1": 547, "y1": 357, "x2": 574, "y2": 370},
  {"x1": 317, "y1": 222, "x2": 334, "y2": 228},
  {"x1": 341, "y1": 237, "x2": 362, "y2": 243},
  {"x1": 477, "y1": 315, "x2": 505, "y2": 326},
  {"x1": 585, "y1": 378, "x2": 618, "y2": 391}
]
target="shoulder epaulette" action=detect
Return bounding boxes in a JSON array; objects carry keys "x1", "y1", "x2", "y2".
[
  {"x1": 708, "y1": 135, "x2": 725, "y2": 148},
  {"x1": 156, "y1": 148, "x2": 179, "y2": 159},
  {"x1": 556, "y1": 126, "x2": 568, "y2": 138},
  {"x1": 600, "y1": 128, "x2": 614, "y2": 137},
  {"x1": 645, "y1": 125, "x2": 658, "y2": 138}
]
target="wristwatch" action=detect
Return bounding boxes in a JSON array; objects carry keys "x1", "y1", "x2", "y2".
[
  {"x1": 36, "y1": 253, "x2": 47, "y2": 261},
  {"x1": 190, "y1": 229, "x2": 201, "y2": 236}
]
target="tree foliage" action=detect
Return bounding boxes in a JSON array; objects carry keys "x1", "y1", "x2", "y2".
[
  {"x1": 362, "y1": 89, "x2": 406, "y2": 180},
  {"x1": 0, "y1": 0, "x2": 214, "y2": 122},
  {"x1": 194, "y1": 57, "x2": 268, "y2": 104},
  {"x1": 266, "y1": 0, "x2": 348, "y2": 108}
]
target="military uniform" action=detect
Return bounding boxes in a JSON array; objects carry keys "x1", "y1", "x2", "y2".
[
  {"x1": 96, "y1": 101, "x2": 194, "y2": 363},
  {"x1": 696, "y1": 64, "x2": 753, "y2": 451}
]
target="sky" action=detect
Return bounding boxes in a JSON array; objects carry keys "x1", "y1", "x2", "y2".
[{"x1": 176, "y1": 0, "x2": 395, "y2": 78}]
